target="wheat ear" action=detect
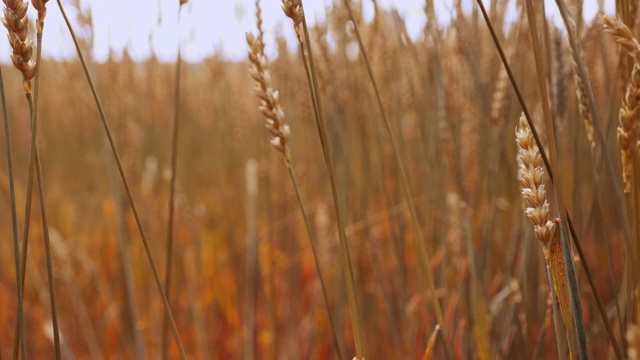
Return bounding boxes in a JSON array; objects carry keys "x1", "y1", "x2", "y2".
[
  {"x1": 2, "y1": 0, "x2": 35, "y2": 92},
  {"x1": 573, "y1": 63, "x2": 596, "y2": 150},
  {"x1": 0, "y1": 0, "x2": 28, "y2": 356},
  {"x1": 619, "y1": 62, "x2": 640, "y2": 193},
  {"x1": 247, "y1": 33, "x2": 291, "y2": 161},
  {"x1": 601, "y1": 14, "x2": 640, "y2": 58},
  {"x1": 515, "y1": 113, "x2": 573, "y2": 358},
  {"x1": 516, "y1": 114, "x2": 557, "y2": 248},
  {"x1": 602, "y1": 15, "x2": 640, "y2": 193}
]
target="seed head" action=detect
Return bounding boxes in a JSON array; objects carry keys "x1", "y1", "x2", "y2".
[
  {"x1": 2, "y1": 0, "x2": 35, "y2": 92},
  {"x1": 516, "y1": 114, "x2": 556, "y2": 246},
  {"x1": 247, "y1": 32, "x2": 291, "y2": 160}
]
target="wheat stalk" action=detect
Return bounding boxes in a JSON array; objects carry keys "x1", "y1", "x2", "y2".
[
  {"x1": 247, "y1": 12, "x2": 342, "y2": 357},
  {"x1": 0, "y1": 22, "x2": 24, "y2": 360},
  {"x1": 281, "y1": 1, "x2": 372, "y2": 357},
  {"x1": 27, "y1": 3, "x2": 60, "y2": 356},
  {"x1": 161, "y1": 1, "x2": 187, "y2": 358},
  {"x1": 3, "y1": 1, "x2": 61, "y2": 359}
]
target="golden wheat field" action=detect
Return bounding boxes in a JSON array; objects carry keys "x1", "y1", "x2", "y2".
[{"x1": 1, "y1": 0, "x2": 639, "y2": 358}]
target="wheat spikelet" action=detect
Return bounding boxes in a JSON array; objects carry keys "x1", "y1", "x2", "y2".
[
  {"x1": 619, "y1": 60, "x2": 640, "y2": 193},
  {"x1": 490, "y1": 54, "x2": 510, "y2": 124},
  {"x1": 246, "y1": 32, "x2": 291, "y2": 162},
  {"x1": 515, "y1": 113, "x2": 556, "y2": 247},
  {"x1": 573, "y1": 63, "x2": 595, "y2": 149},
  {"x1": 553, "y1": 29, "x2": 567, "y2": 120},
  {"x1": 281, "y1": 0, "x2": 303, "y2": 42},
  {"x1": 31, "y1": 0, "x2": 48, "y2": 32},
  {"x1": 254, "y1": 0, "x2": 264, "y2": 53},
  {"x1": 601, "y1": 14, "x2": 640, "y2": 58},
  {"x1": 2, "y1": 0, "x2": 35, "y2": 92},
  {"x1": 602, "y1": 15, "x2": 640, "y2": 192}
]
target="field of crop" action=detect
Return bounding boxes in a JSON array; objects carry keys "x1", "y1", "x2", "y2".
[{"x1": 0, "y1": 0, "x2": 638, "y2": 359}]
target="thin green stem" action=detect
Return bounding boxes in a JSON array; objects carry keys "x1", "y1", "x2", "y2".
[
  {"x1": 340, "y1": 1, "x2": 453, "y2": 358},
  {"x1": 56, "y1": 1, "x2": 186, "y2": 358}
]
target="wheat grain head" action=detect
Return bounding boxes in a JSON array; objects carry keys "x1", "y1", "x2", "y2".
[
  {"x1": 601, "y1": 14, "x2": 640, "y2": 58},
  {"x1": 602, "y1": 14, "x2": 640, "y2": 193},
  {"x1": 2, "y1": 0, "x2": 35, "y2": 92},
  {"x1": 246, "y1": 32, "x2": 291, "y2": 162},
  {"x1": 516, "y1": 113, "x2": 556, "y2": 249}
]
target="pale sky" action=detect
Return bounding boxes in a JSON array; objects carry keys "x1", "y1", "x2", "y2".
[{"x1": 0, "y1": 0, "x2": 615, "y2": 63}]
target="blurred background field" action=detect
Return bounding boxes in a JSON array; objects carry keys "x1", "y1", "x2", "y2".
[{"x1": 0, "y1": 0, "x2": 634, "y2": 358}]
